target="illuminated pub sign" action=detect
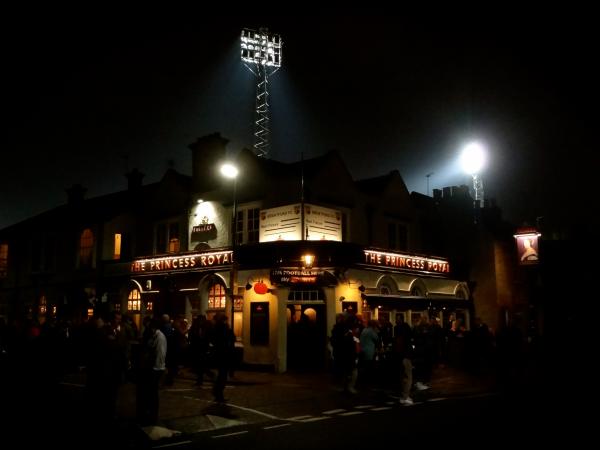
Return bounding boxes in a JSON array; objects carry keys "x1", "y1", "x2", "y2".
[
  {"x1": 514, "y1": 227, "x2": 541, "y2": 265},
  {"x1": 270, "y1": 268, "x2": 338, "y2": 286},
  {"x1": 131, "y1": 250, "x2": 233, "y2": 273},
  {"x1": 259, "y1": 204, "x2": 342, "y2": 242},
  {"x1": 362, "y1": 250, "x2": 450, "y2": 276}
]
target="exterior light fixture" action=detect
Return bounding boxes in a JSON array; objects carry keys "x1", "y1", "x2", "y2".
[
  {"x1": 460, "y1": 141, "x2": 486, "y2": 206},
  {"x1": 302, "y1": 254, "x2": 315, "y2": 268},
  {"x1": 358, "y1": 284, "x2": 366, "y2": 292}
]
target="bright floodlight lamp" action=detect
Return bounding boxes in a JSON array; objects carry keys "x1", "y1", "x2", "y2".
[
  {"x1": 460, "y1": 142, "x2": 486, "y2": 206},
  {"x1": 220, "y1": 163, "x2": 239, "y2": 179},
  {"x1": 241, "y1": 28, "x2": 283, "y2": 159}
]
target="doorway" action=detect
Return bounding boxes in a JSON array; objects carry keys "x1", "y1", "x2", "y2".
[{"x1": 286, "y1": 303, "x2": 326, "y2": 370}]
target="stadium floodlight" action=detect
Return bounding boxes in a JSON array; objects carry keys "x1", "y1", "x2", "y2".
[
  {"x1": 460, "y1": 141, "x2": 486, "y2": 206},
  {"x1": 241, "y1": 28, "x2": 283, "y2": 158}
]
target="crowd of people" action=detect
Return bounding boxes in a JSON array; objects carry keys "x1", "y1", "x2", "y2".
[
  {"x1": 0, "y1": 310, "x2": 236, "y2": 429},
  {"x1": 330, "y1": 311, "x2": 524, "y2": 404}
]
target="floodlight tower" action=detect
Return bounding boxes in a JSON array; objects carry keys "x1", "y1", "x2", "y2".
[
  {"x1": 460, "y1": 142, "x2": 486, "y2": 207},
  {"x1": 241, "y1": 28, "x2": 282, "y2": 158}
]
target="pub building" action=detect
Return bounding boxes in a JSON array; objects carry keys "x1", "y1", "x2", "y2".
[{"x1": 1, "y1": 132, "x2": 495, "y2": 373}]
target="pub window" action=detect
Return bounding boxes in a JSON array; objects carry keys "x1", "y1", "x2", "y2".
[
  {"x1": 146, "y1": 301, "x2": 153, "y2": 312},
  {"x1": 114, "y1": 233, "x2": 122, "y2": 260},
  {"x1": 128, "y1": 289, "x2": 141, "y2": 312},
  {"x1": 247, "y1": 208, "x2": 260, "y2": 243},
  {"x1": 235, "y1": 210, "x2": 244, "y2": 245},
  {"x1": 208, "y1": 283, "x2": 227, "y2": 309},
  {"x1": 156, "y1": 221, "x2": 181, "y2": 254},
  {"x1": 39, "y1": 295, "x2": 47, "y2": 315},
  {"x1": 388, "y1": 222, "x2": 408, "y2": 251},
  {"x1": 287, "y1": 289, "x2": 325, "y2": 301},
  {"x1": 168, "y1": 222, "x2": 180, "y2": 253},
  {"x1": 0, "y1": 243, "x2": 7, "y2": 278},
  {"x1": 79, "y1": 229, "x2": 94, "y2": 267}
]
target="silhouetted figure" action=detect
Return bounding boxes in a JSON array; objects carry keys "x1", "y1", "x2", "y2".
[{"x1": 209, "y1": 313, "x2": 235, "y2": 403}]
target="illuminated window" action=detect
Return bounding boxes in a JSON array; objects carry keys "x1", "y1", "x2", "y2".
[
  {"x1": 147, "y1": 301, "x2": 153, "y2": 312},
  {"x1": 287, "y1": 289, "x2": 325, "y2": 301},
  {"x1": 128, "y1": 289, "x2": 141, "y2": 311},
  {"x1": 0, "y1": 243, "x2": 8, "y2": 278},
  {"x1": 87, "y1": 308, "x2": 94, "y2": 317},
  {"x1": 208, "y1": 283, "x2": 227, "y2": 309},
  {"x1": 39, "y1": 296, "x2": 47, "y2": 315},
  {"x1": 156, "y1": 221, "x2": 180, "y2": 254},
  {"x1": 114, "y1": 303, "x2": 121, "y2": 312},
  {"x1": 79, "y1": 229, "x2": 94, "y2": 267},
  {"x1": 114, "y1": 234, "x2": 122, "y2": 260}
]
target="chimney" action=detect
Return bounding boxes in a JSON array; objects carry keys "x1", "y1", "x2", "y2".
[
  {"x1": 189, "y1": 133, "x2": 229, "y2": 192},
  {"x1": 125, "y1": 168, "x2": 145, "y2": 191},
  {"x1": 66, "y1": 184, "x2": 86, "y2": 205},
  {"x1": 433, "y1": 189, "x2": 442, "y2": 200}
]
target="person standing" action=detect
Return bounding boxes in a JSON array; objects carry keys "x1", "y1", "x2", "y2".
[
  {"x1": 136, "y1": 318, "x2": 167, "y2": 425},
  {"x1": 394, "y1": 315, "x2": 414, "y2": 405},
  {"x1": 210, "y1": 313, "x2": 235, "y2": 403}
]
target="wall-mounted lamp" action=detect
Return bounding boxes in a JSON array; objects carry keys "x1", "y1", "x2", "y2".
[
  {"x1": 358, "y1": 284, "x2": 366, "y2": 292},
  {"x1": 302, "y1": 254, "x2": 315, "y2": 269},
  {"x1": 338, "y1": 296, "x2": 346, "y2": 302}
]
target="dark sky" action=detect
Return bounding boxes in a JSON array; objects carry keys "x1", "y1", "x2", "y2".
[{"x1": 2, "y1": 12, "x2": 597, "y2": 231}]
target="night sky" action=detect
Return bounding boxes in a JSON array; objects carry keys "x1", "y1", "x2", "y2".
[{"x1": 2, "y1": 13, "x2": 597, "y2": 232}]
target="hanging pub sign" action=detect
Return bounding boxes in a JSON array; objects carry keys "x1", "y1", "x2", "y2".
[
  {"x1": 514, "y1": 227, "x2": 541, "y2": 265},
  {"x1": 131, "y1": 250, "x2": 233, "y2": 273},
  {"x1": 361, "y1": 249, "x2": 450, "y2": 276},
  {"x1": 270, "y1": 268, "x2": 338, "y2": 286}
]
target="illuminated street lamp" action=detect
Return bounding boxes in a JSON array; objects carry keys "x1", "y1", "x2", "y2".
[
  {"x1": 460, "y1": 141, "x2": 486, "y2": 207},
  {"x1": 220, "y1": 163, "x2": 239, "y2": 328},
  {"x1": 241, "y1": 28, "x2": 283, "y2": 158}
]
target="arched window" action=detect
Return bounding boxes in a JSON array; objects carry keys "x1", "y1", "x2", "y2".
[
  {"x1": 208, "y1": 283, "x2": 227, "y2": 309},
  {"x1": 39, "y1": 295, "x2": 47, "y2": 315},
  {"x1": 128, "y1": 289, "x2": 141, "y2": 312},
  {"x1": 79, "y1": 229, "x2": 94, "y2": 266}
]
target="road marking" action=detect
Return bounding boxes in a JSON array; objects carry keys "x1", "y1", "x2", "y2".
[
  {"x1": 371, "y1": 406, "x2": 393, "y2": 411},
  {"x1": 427, "y1": 397, "x2": 447, "y2": 402},
  {"x1": 355, "y1": 404, "x2": 375, "y2": 409},
  {"x1": 211, "y1": 430, "x2": 248, "y2": 439},
  {"x1": 339, "y1": 411, "x2": 364, "y2": 416},
  {"x1": 301, "y1": 416, "x2": 331, "y2": 422},
  {"x1": 183, "y1": 396, "x2": 280, "y2": 420},
  {"x1": 322, "y1": 409, "x2": 346, "y2": 414},
  {"x1": 153, "y1": 441, "x2": 192, "y2": 448},
  {"x1": 264, "y1": 423, "x2": 292, "y2": 430},
  {"x1": 287, "y1": 415, "x2": 312, "y2": 421}
]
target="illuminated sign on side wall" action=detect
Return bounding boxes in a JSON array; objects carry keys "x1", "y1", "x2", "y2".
[
  {"x1": 362, "y1": 250, "x2": 450, "y2": 276},
  {"x1": 514, "y1": 228, "x2": 540, "y2": 265},
  {"x1": 259, "y1": 204, "x2": 342, "y2": 242}
]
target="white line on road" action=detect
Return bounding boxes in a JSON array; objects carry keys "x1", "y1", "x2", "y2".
[
  {"x1": 300, "y1": 416, "x2": 331, "y2": 422},
  {"x1": 371, "y1": 407, "x2": 393, "y2": 411},
  {"x1": 263, "y1": 423, "x2": 292, "y2": 430},
  {"x1": 322, "y1": 409, "x2": 346, "y2": 414},
  {"x1": 183, "y1": 396, "x2": 280, "y2": 420},
  {"x1": 152, "y1": 440, "x2": 193, "y2": 448},
  {"x1": 339, "y1": 411, "x2": 364, "y2": 416},
  {"x1": 211, "y1": 430, "x2": 249, "y2": 439},
  {"x1": 287, "y1": 415, "x2": 312, "y2": 421},
  {"x1": 355, "y1": 404, "x2": 375, "y2": 409}
]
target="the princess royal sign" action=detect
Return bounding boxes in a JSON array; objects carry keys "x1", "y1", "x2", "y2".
[
  {"x1": 361, "y1": 249, "x2": 450, "y2": 276},
  {"x1": 131, "y1": 250, "x2": 233, "y2": 273}
]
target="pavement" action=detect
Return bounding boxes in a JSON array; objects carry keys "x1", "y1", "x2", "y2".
[{"x1": 87, "y1": 363, "x2": 499, "y2": 445}]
